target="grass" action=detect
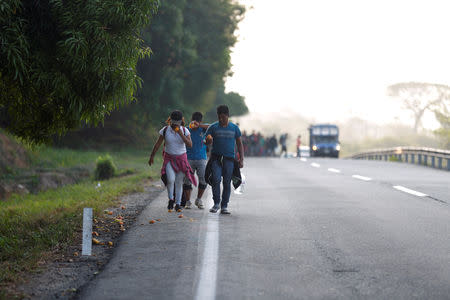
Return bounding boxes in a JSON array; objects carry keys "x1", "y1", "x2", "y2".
[
  {"x1": 0, "y1": 147, "x2": 162, "y2": 288},
  {"x1": 28, "y1": 146, "x2": 153, "y2": 172}
]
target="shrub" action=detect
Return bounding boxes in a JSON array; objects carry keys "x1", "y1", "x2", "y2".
[{"x1": 94, "y1": 155, "x2": 117, "y2": 180}]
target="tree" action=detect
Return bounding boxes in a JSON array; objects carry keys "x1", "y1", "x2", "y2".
[
  {"x1": 0, "y1": 0, "x2": 158, "y2": 144},
  {"x1": 387, "y1": 82, "x2": 450, "y2": 133},
  {"x1": 433, "y1": 99, "x2": 450, "y2": 149},
  {"x1": 54, "y1": 0, "x2": 247, "y2": 147},
  {"x1": 205, "y1": 83, "x2": 248, "y2": 122}
]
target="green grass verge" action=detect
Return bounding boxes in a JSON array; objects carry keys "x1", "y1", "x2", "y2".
[{"x1": 0, "y1": 148, "x2": 162, "y2": 287}]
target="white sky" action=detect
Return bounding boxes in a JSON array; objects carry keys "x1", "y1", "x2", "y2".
[{"x1": 225, "y1": 0, "x2": 450, "y2": 129}]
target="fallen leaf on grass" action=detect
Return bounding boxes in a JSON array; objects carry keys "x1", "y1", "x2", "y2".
[
  {"x1": 108, "y1": 241, "x2": 113, "y2": 246},
  {"x1": 178, "y1": 214, "x2": 184, "y2": 218},
  {"x1": 149, "y1": 220, "x2": 155, "y2": 224},
  {"x1": 92, "y1": 238, "x2": 100, "y2": 245}
]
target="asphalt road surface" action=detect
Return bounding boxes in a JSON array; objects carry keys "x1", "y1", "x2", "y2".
[{"x1": 78, "y1": 157, "x2": 450, "y2": 299}]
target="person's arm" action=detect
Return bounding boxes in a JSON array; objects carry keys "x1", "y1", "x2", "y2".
[
  {"x1": 236, "y1": 137, "x2": 244, "y2": 168},
  {"x1": 149, "y1": 135, "x2": 164, "y2": 166},
  {"x1": 198, "y1": 123, "x2": 209, "y2": 129},
  {"x1": 177, "y1": 127, "x2": 192, "y2": 148}
]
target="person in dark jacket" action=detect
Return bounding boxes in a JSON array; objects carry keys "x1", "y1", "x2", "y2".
[{"x1": 205, "y1": 105, "x2": 244, "y2": 215}]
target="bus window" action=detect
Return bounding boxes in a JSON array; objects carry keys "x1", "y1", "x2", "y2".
[{"x1": 321, "y1": 127, "x2": 330, "y2": 135}]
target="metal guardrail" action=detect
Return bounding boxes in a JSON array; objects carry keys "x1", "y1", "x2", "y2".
[{"x1": 348, "y1": 147, "x2": 450, "y2": 171}]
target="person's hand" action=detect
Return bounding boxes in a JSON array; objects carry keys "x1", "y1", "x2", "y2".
[
  {"x1": 173, "y1": 125, "x2": 183, "y2": 136},
  {"x1": 148, "y1": 156, "x2": 154, "y2": 166},
  {"x1": 205, "y1": 134, "x2": 213, "y2": 144},
  {"x1": 189, "y1": 121, "x2": 199, "y2": 129},
  {"x1": 239, "y1": 158, "x2": 244, "y2": 168}
]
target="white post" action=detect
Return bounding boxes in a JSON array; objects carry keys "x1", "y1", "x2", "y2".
[{"x1": 82, "y1": 207, "x2": 93, "y2": 256}]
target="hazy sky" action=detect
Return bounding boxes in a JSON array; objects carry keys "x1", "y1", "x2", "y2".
[{"x1": 225, "y1": 0, "x2": 450, "y2": 129}]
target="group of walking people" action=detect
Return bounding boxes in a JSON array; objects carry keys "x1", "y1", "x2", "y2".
[
  {"x1": 241, "y1": 132, "x2": 293, "y2": 157},
  {"x1": 148, "y1": 105, "x2": 244, "y2": 215}
]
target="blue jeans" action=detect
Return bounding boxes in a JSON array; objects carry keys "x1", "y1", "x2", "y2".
[{"x1": 211, "y1": 158, "x2": 234, "y2": 208}]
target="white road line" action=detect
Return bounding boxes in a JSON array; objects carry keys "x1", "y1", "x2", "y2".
[
  {"x1": 328, "y1": 168, "x2": 341, "y2": 173},
  {"x1": 352, "y1": 175, "x2": 372, "y2": 181},
  {"x1": 300, "y1": 158, "x2": 307, "y2": 162},
  {"x1": 393, "y1": 185, "x2": 428, "y2": 197},
  {"x1": 195, "y1": 204, "x2": 219, "y2": 300},
  {"x1": 311, "y1": 163, "x2": 320, "y2": 168}
]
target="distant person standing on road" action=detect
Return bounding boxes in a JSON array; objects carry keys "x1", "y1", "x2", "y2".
[
  {"x1": 205, "y1": 105, "x2": 244, "y2": 215},
  {"x1": 279, "y1": 133, "x2": 288, "y2": 158},
  {"x1": 183, "y1": 112, "x2": 209, "y2": 209},
  {"x1": 148, "y1": 110, "x2": 197, "y2": 212},
  {"x1": 296, "y1": 135, "x2": 301, "y2": 158}
]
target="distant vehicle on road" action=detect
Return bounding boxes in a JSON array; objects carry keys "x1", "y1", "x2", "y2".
[{"x1": 308, "y1": 124, "x2": 340, "y2": 158}]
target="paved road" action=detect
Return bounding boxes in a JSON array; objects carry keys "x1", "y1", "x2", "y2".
[{"x1": 78, "y1": 157, "x2": 450, "y2": 299}]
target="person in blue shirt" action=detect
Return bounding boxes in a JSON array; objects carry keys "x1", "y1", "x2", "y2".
[
  {"x1": 205, "y1": 105, "x2": 244, "y2": 215},
  {"x1": 183, "y1": 112, "x2": 209, "y2": 209}
]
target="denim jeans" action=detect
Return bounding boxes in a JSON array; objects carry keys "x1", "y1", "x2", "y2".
[{"x1": 211, "y1": 158, "x2": 234, "y2": 208}]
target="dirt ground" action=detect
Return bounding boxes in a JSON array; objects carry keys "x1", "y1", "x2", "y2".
[{"x1": 13, "y1": 181, "x2": 164, "y2": 300}]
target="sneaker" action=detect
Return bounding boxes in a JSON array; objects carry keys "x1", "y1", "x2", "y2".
[
  {"x1": 175, "y1": 204, "x2": 182, "y2": 212},
  {"x1": 220, "y1": 208, "x2": 231, "y2": 215},
  {"x1": 185, "y1": 200, "x2": 192, "y2": 209},
  {"x1": 167, "y1": 200, "x2": 175, "y2": 210},
  {"x1": 209, "y1": 205, "x2": 220, "y2": 213},
  {"x1": 195, "y1": 199, "x2": 204, "y2": 209}
]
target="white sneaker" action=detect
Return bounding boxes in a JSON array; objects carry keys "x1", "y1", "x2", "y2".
[
  {"x1": 195, "y1": 199, "x2": 204, "y2": 209},
  {"x1": 185, "y1": 200, "x2": 192, "y2": 209}
]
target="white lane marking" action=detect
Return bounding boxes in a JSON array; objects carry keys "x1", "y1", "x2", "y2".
[
  {"x1": 300, "y1": 158, "x2": 307, "y2": 162},
  {"x1": 311, "y1": 163, "x2": 320, "y2": 168},
  {"x1": 195, "y1": 203, "x2": 219, "y2": 300},
  {"x1": 328, "y1": 168, "x2": 341, "y2": 173},
  {"x1": 393, "y1": 186, "x2": 428, "y2": 197},
  {"x1": 352, "y1": 175, "x2": 372, "y2": 181}
]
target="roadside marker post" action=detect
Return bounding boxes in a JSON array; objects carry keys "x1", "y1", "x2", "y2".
[{"x1": 82, "y1": 207, "x2": 93, "y2": 256}]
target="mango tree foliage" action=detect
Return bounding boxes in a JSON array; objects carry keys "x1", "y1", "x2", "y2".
[{"x1": 0, "y1": 0, "x2": 158, "y2": 143}]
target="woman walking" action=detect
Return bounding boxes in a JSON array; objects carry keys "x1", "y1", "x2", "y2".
[{"x1": 148, "y1": 110, "x2": 197, "y2": 211}]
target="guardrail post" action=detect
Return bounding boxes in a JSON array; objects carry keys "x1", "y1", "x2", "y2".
[
  {"x1": 418, "y1": 154, "x2": 422, "y2": 165},
  {"x1": 447, "y1": 158, "x2": 450, "y2": 171},
  {"x1": 424, "y1": 155, "x2": 428, "y2": 166},
  {"x1": 411, "y1": 154, "x2": 415, "y2": 164},
  {"x1": 82, "y1": 207, "x2": 93, "y2": 256},
  {"x1": 431, "y1": 156, "x2": 435, "y2": 168},
  {"x1": 438, "y1": 157, "x2": 442, "y2": 169},
  {"x1": 384, "y1": 155, "x2": 387, "y2": 161},
  {"x1": 405, "y1": 154, "x2": 408, "y2": 162}
]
